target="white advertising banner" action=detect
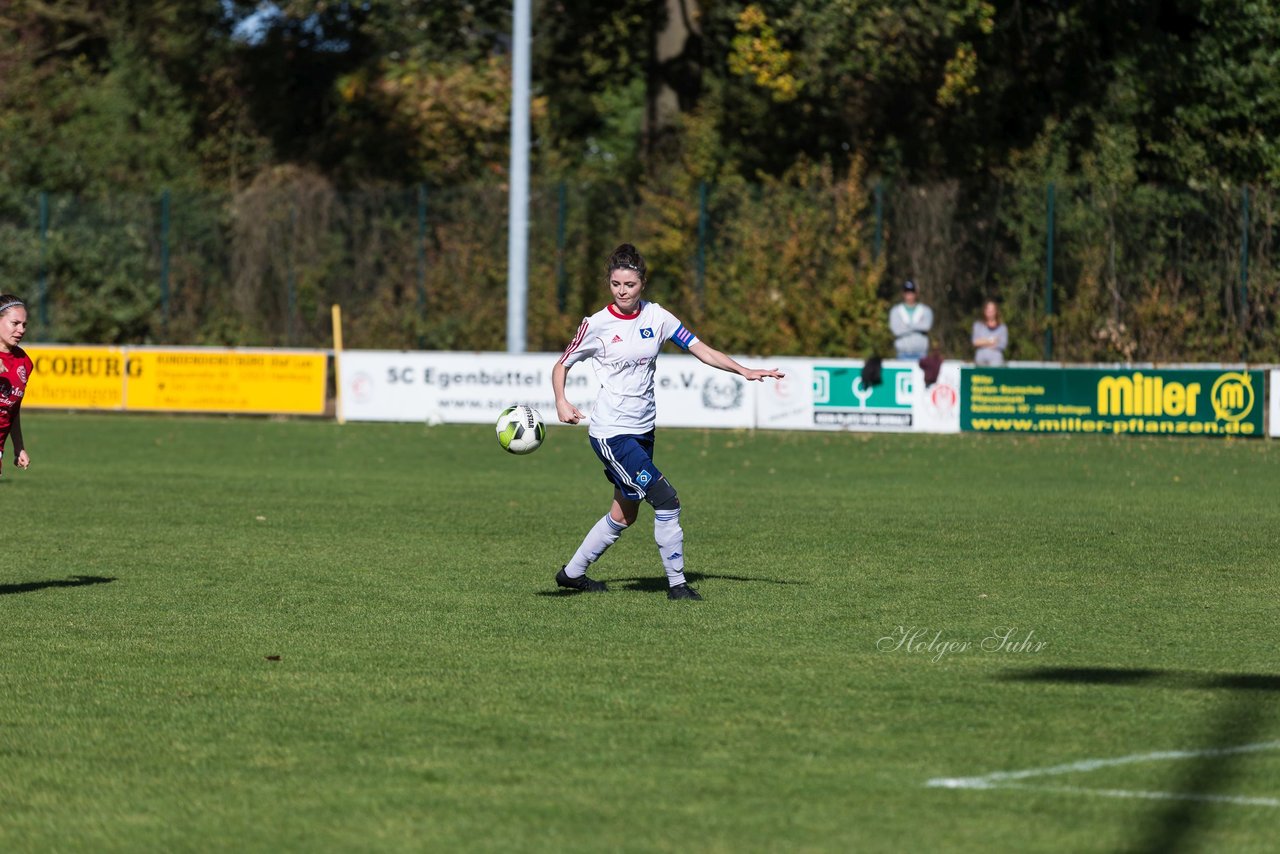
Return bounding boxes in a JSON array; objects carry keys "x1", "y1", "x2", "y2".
[
  {"x1": 756, "y1": 358, "x2": 818, "y2": 430},
  {"x1": 913, "y1": 361, "x2": 963, "y2": 433},
  {"x1": 651, "y1": 357, "x2": 758, "y2": 428},
  {"x1": 338, "y1": 350, "x2": 962, "y2": 433},
  {"x1": 1272, "y1": 369, "x2": 1280, "y2": 438},
  {"x1": 337, "y1": 351, "x2": 756, "y2": 429},
  {"x1": 339, "y1": 351, "x2": 564, "y2": 424}
]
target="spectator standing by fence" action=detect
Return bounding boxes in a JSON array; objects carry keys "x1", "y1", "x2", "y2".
[
  {"x1": 971, "y1": 299, "x2": 1008, "y2": 366},
  {"x1": 889, "y1": 280, "x2": 933, "y2": 360}
]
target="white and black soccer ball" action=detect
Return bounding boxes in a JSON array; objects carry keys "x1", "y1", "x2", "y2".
[{"x1": 495, "y1": 404, "x2": 546, "y2": 455}]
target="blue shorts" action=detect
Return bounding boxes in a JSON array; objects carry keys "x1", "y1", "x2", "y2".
[{"x1": 589, "y1": 432, "x2": 665, "y2": 501}]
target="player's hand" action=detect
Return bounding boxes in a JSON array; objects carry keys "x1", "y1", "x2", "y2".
[
  {"x1": 556, "y1": 400, "x2": 585, "y2": 424},
  {"x1": 743, "y1": 368, "x2": 785, "y2": 382},
  {"x1": 15, "y1": 450, "x2": 29, "y2": 469}
]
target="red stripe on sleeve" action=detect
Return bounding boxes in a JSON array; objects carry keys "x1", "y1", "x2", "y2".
[{"x1": 559, "y1": 318, "x2": 590, "y2": 363}]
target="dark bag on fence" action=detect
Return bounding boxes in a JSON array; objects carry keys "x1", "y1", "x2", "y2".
[
  {"x1": 919, "y1": 352, "x2": 943, "y2": 387},
  {"x1": 861, "y1": 355, "x2": 883, "y2": 387}
]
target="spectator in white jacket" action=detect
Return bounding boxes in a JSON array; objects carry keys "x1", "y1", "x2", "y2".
[{"x1": 889, "y1": 280, "x2": 933, "y2": 360}]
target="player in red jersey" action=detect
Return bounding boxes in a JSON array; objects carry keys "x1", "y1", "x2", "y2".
[{"x1": 0, "y1": 294, "x2": 33, "y2": 475}]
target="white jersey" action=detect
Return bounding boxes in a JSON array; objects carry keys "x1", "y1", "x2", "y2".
[{"x1": 559, "y1": 300, "x2": 699, "y2": 439}]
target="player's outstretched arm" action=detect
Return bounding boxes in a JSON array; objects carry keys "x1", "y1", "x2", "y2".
[
  {"x1": 551, "y1": 360, "x2": 586, "y2": 423},
  {"x1": 11, "y1": 408, "x2": 28, "y2": 469},
  {"x1": 688, "y1": 341, "x2": 784, "y2": 382}
]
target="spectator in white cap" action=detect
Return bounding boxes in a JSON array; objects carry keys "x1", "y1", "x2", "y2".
[{"x1": 889, "y1": 280, "x2": 933, "y2": 360}]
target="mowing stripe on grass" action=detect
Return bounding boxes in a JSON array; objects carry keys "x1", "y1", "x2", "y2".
[{"x1": 1001, "y1": 784, "x2": 1280, "y2": 809}]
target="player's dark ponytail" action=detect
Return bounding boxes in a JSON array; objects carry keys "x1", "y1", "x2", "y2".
[{"x1": 607, "y1": 244, "x2": 647, "y2": 282}]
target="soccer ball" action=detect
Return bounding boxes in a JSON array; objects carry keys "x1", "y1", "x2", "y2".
[{"x1": 496, "y1": 404, "x2": 545, "y2": 455}]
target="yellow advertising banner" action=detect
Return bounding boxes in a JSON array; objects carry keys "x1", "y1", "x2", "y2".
[
  {"x1": 125, "y1": 349, "x2": 328, "y2": 415},
  {"x1": 21, "y1": 346, "x2": 327, "y2": 415},
  {"x1": 22, "y1": 346, "x2": 128, "y2": 410}
]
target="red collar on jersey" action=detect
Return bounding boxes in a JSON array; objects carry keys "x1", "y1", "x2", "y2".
[{"x1": 607, "y1": 303, "x2": 641, "y2": 319}]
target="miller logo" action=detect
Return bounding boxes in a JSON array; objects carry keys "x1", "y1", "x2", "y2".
[
  {"x1": 1210, "y1": 371, "x2": 1254, "y2": 422},
  {"x1": 1097, "y1": 372, "x2": 1201, "y2": 417}
]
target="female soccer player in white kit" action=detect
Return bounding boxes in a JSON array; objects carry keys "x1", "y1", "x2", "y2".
[{"x1": 551, "y1": 244, "x2": 784, "y2": 600}]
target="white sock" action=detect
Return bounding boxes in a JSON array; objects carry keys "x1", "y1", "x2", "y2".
[
  {"x1": 564, "y1": 514, "x2": 627, "y2": 577},
  {"x1": 654, "y1": 508, "x2": 686, "y2": 587}
]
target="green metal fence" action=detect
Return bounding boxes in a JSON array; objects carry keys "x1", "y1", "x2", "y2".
[{"x1": 0, "y1": 181, "x2": 1274, "y2": 361}]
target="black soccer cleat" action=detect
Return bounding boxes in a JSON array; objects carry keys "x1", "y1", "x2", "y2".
[
  {"x1": 667, "y1": 583, "x2": 702, "y2": 601},
  {"x1": 555, "y1": 567, "x2": 607, "y2": 593}
]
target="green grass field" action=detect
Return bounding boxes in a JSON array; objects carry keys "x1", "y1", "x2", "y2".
[{"x1": 2, "y1": 413, "x2": 1279, "y2": 852}]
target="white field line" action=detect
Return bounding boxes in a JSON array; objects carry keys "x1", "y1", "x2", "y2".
[{"x1": 927, "y1": 740, "x2": 1280, "y2": 808}]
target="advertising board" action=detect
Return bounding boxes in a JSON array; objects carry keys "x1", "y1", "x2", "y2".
[
  {"x1": 21, "y1": 346, "x2": 327, "y2": 416},
  {"x1": 337, "y1": 351, "x2": 756, "y2": 429},
  {"x1": 126, "y1": 349, "x2": 328, "y2": 415},
  {"x1": 962, "y1": 367, "x2": 1264, "y2": 437},
  {"x1": 22, "y1": 346, "x2": 128, "y2": 410}
]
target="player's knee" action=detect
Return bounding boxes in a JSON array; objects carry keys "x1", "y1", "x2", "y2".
[{"x1": 645, "y1": 478, "x2": 680, "y2": 512}]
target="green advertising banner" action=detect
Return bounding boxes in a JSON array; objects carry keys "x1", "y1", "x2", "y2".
[
  {"x1": 814, "y1": 364, "x2": 913, "y2": 430},
  {"x1": 961, "y1": 367, "x2": 1264, "y2": 437}
]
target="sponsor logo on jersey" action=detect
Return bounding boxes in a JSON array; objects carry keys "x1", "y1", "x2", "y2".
[
  {"x1": 16, "y1": 366, "x2": 26, "y2": 383},
  {"x1": 611, "y1": 335, "x2": 623, "y2": 343},
  {"x1": 635, "y1": 469, "x2": 653, "y2": 487},
  {"x1": 599, "y1": 357, "x2": 651, "y2": 370},
  {"x1": 640, "y1": 327, "x2": 655, "y2": 338}
]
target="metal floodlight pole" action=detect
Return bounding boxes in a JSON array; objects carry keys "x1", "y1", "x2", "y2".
[{"x1": 507, "y1": 0, "x2": 531, "y2": 354}]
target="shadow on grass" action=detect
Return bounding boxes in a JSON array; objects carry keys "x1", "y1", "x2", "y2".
[
  {"x1": 613, "y1": 572, "x2": 803, "y2": 593},
  {"x1": 0, "y1": 575, "x2": 116, "y2": 596},
  {"x1": 997, "y1": 665, "x2": 1280, "y2": 854},
  {"x1": 534, "y1": 571, "x2": 803, "y2": 596},
  {"x1": 998, "y1": 665, "x2": 1280, "y2": 692}
]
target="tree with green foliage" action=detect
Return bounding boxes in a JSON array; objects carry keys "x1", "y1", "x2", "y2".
[{"x1": 0, "y1": 0, "x2": 1277, "y2": 356}]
